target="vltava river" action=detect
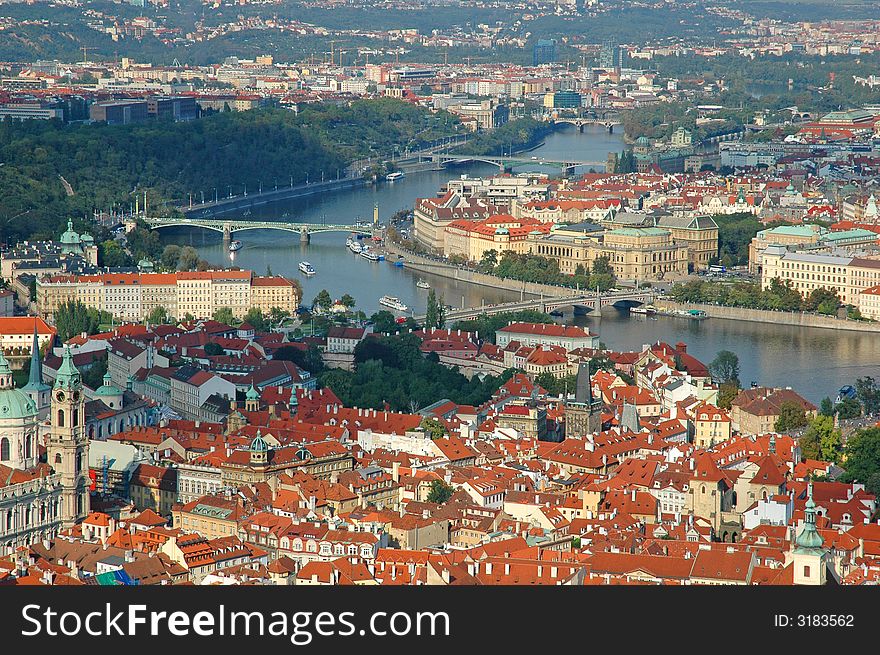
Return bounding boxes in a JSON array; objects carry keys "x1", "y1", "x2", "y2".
[{"x1": 158, "y1": 125, "x2": 879, "y2": 403}]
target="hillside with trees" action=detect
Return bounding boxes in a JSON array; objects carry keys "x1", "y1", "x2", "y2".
[{"x1": 0, "y1": 100, "x2": 463, "y2": 245}]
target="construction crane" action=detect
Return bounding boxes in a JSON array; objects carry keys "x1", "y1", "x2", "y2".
[{"x1": 80, "y1": 45, "x2": 96, "y2": 64}]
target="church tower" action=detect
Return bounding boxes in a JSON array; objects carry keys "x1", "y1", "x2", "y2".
[
  {"x1": 790, "y1": 482, "x2": 827, "y2": 585},
  {"x1": 46, "y1": 346, "x2": 90, "y2": 528},
  {"x1": 21, "y1": 323, "x2": 51, "y2": 418},
  {"x1": 564, "y1": 361, "x2": 602, "y2": 438},
  {"x1": 245, "y1": 384, "x2": 261, "y2": 412}
]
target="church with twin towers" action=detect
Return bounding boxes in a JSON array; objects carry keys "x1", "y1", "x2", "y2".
[{"x1": 0, "y1": 326, "x2": 90, "y2": 554}]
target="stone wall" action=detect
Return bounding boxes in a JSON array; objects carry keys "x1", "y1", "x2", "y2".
[{"x1": 656, "y1": 300, "x2": 880, "y2": 333}]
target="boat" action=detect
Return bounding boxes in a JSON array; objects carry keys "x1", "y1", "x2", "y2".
[
  {"x1": 630, "y1": 304, "x2": 656, "y2": 315},
  {"x1": 298, "y1": 261, "x2": 316, "y2": 276},
  {"x1": 360, "y1": 249, "x2": 381, "y2": 261},
  {"x1": 416, "y1": 279, "x2": 430, "y2": 289},
  {"x1": 348, "y1": 239, "x2": 363, "y2": 254},
  {"x1": 228, "y1": 240, "x2": 243, "y2": 252},
  {"x1": 836, "y1": 385, "x2": 857, "y2": 404},
  {"x1": 379, "y1": 295, "x2": 409, "y2": 312},
  {"x1": 385, "y1": 171, "x2": 404, "y2": 182}
]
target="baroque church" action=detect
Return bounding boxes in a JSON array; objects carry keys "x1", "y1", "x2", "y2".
[{"x1": 0, "y1": 344, "x2": 90, "y2": 554}]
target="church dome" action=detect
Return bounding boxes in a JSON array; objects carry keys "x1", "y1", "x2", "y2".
[
  {"x1": 0, "y1": 351, "x2": 37, "y2": 421},
  {"x1": 250, "y1": 431, "x2": 268, "y2": 453},
  {"x1": 95, "y1": 373, "x2": 122, "y2": 397},
  {"x1": 60, "y1": 220, "x2": 81, "y2": 246}
]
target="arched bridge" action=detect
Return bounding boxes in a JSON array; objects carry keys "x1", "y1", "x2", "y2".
[
  {"x1": 143, "y1": 216, "x2": 374, "y2": 243},
  {"x1": 550, "y1": 117, "x2": 621, "y2": 133},
  {"x1": 413, "y1": 290, "x2": 655, "y2": 324},
  {"x1": 430, "y1": 153, "x2": 606, "y2": 172}
]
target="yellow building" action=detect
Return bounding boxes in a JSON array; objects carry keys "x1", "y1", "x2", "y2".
[
  {"x1": 444, "y1": 214, "x2": 552, "y2": 262},
  {"x1": 760, "y1": 245, "x2": 880, "y2": 305},
  {"x1": 693, "y1": 404, "x2": 732, "y2": 449},
  {"x1": 36, "y1": 270, "x2": 299, "y2": 322},
  {"x1": 655, "y1": 215, "x2": 719, "y2": 271}
]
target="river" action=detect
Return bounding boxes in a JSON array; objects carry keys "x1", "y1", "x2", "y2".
[{"x1": 158, "y1": 124, "x2": 879, "y2": 404}]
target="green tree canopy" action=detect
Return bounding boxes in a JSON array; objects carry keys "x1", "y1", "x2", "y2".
[
  {"x1": 774, "y1": 400, "x2": 809, "y2": 433},
  {"x1": 709, "y1": 350, "x2": 740, "y2": 385}
]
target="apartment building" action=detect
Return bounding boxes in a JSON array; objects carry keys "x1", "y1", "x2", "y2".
[
  {"x1": 760, "y1": 245, "x2": 880, "y2": 305},
  {"x1": 36, "y1": 271, "x2": 299, "y2": 322}
]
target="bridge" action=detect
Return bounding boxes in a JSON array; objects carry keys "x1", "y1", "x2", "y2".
[
  {"x1": 429, "y1": 153, "x2": 606, "y2": 172},
  {"x1": 413, "y1": 290, "x2": 655, "y2": 324},
  {"x1": 143, "y1": 216, "x2": 374, "y2": 243},
  {"x1": 549, "y1": 117, "x2": 621, "y2": 133}
]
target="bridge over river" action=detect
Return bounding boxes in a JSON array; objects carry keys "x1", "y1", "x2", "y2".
[
  {"x1": 143, "y1": 216, "x2": 373, "y2": 243},
  {"x1": 413, "y1": 290, "x2": 656, "y2": 324}
]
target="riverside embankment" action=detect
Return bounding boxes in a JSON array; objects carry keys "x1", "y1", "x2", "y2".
[
  {"x1": 384, "y1": 240, "x2": 584, "y2": 299},
  {"x1": 656, "y1": 300, "x2": 880, "y2": 333}
]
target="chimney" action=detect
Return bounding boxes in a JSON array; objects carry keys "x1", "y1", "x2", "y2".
[{"x1": 392, "y1": 461, "x2": 400, "y2": 483}]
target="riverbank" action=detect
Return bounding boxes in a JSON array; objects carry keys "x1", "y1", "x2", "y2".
[
  {"x1": 182, "y1": 176, "x2": 371, "y2": 219},
  {"x1": 656, "y1": 300, "x2": 880, "y2": 333},
  {"x1": 385, "y1": 240, "x2": 584, "y2": 298}
]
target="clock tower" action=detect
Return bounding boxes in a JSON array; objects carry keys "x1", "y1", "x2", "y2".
[{"x1": 46, "y1": 346, "x2": 90, "y2": 528}]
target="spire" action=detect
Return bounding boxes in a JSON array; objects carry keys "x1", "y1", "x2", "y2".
[
  {"x1": 621, "y1": 402, "x2": 641, "y2": 433},
  {"x1": 795, "y1": 482, "x2": 824, "y2": 551},
  {"x1": 574, "y1": 360, "x2": 592, "y2": 405},
  {"x1": 22, "y1": 322, "x2": 49, "y2": 392}
]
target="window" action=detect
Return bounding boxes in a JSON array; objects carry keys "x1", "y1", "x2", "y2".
[
  {"x1": 803, "y1": 565, "x2": 810, "y2": 578},
  {"x1": 57, "y1": 410, "x2": 65, "y2": 427},
  {"x1": 0, "y1": 438, "x2": 9, "y2": 461}
]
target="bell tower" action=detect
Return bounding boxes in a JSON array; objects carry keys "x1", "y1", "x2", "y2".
[{"x1": 46, "y1": 346, "x2": 90, "y2": 528}]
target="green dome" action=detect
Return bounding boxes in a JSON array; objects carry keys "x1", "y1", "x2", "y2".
[
  {"x1": 0, "y1": 388, "x2": 38, "y2": 420},
  {"x1": 246, "y1": 384, "x2": 260, "y2": 401},
  {"x1": 95, "y1": 372, "x2": 122, "y2": 396},
  {"x1": 250, "y1": 430, "x2": 268, "y2": 452},
  {"x1": 60, "y1": 220, "x2": 81, "y2": 245},
  {"x1": 0, "y1": 351, "x2": 37, "y2": 420}
]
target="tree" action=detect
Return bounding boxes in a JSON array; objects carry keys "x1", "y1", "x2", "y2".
[
  {"x1": 340, "y1": 294, "x2": 356, "y2": 308},
  {"x1": 269, "y1": 306, "x2": 289, "y2": 326},
  {"x1": 426, "y1": 480, "x2": 453, "y2": 504},
  {"x1": 213, "y1": 307, "x2": 237, "y2": 326},
  {"x1": 178, "y1": 246, "x2": 200, "y2": 271},
  {"x1": 243, "y1": 307, "x2": 269, "y2": 332},
  {"x1": 369, "y1": 310, "x2": 399, "y2": 334},
  {"x1": 161, "y1": 244, "x2": 181, "y2": 270},
  {"x1": 146, "y1": 306, "x2": 168, "y2": 325},
  {"x1": 54, "y1": 299, "x2": 99, "y2": 341},
  {"x1": 819, "y1": 397, "x2": 834, "y2": 417},
  {"x1": 709, "y1": 350, "x2": 740, "y2": 385},
  {"x1": 436, "y1": 294, "x2": 447, "y2": 329},
  {"x1": 313, "y1": 289, "x2": 333, "y2": 311},
  {"x1": 591, "y1": 255, "x2": 612, "y2": 276},
  {"x1": 836, "y1": 397, "x2": 861, "y2": 420},
  {"x1": 840, "y1": 427, "x2": 880, "y2": 495},
  {"x1": 800, "y1": 415, "x2": 842, "y2": 462},
  {"x1": 856, "y1": 376, "x2": 880, "y2": 415},
  {"x1": 419, "y1": 417, "x2": 447, "y2": 440},
  {"x1": 99, "y1": 239, "x2": 130, "y2": 267},
  {"x1": 479, "y1": 249, "x2": 499, "y2": 273},
  {"x1": 717, "y1": 381, "x2": 739, "y2": 410},
  {"x1": 204, "y1": 342, "x2": 224, "y2": 356},
  {"x1": 425, "y1": 289, "x2": 441, "y2": 329},
  {"x1": 274, "y1": 344, "x2": 325, "y2": 374},
  {"x1": 774, "y1": 400, "x2": 808, "y2": 433}
]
